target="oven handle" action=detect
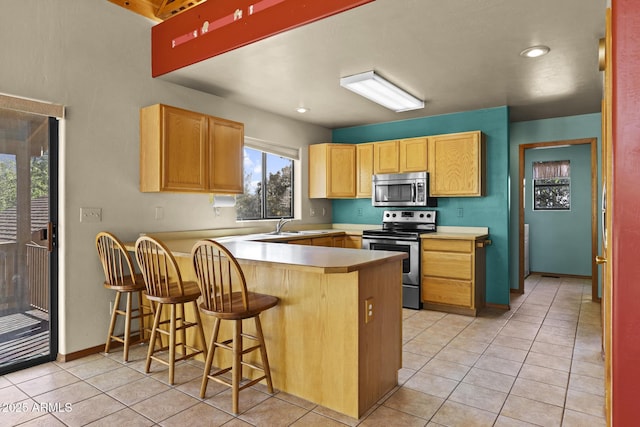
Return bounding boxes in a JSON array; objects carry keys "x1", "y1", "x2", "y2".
[
  {"x1": 412, "y1": 183, "x2": 416, "y2": 202},
  {"x1": 362, "y1": 236, "x2": 420, "y2": 244}
]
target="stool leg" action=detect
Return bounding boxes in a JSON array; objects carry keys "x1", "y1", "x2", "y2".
[
  {"x1": 232, "y1": 319, "x2": 242, "y2": 414},
  {"x1": 191, "y1": 301, "x2": 207, "y2": 355},
  {"x1": 136, "y1": 290, "x2": 146, "y2": 343},
  {"x1": 254, "y1": 316, "x2": 274, "y2": 393},
  {"x1": 146, "y1": 303, "x2": 163, "y2": 374},
  {"x1": 123, "y1": 291, "x2": 133, "y2": 361},
  {"x1": 200, "y1": 317, "x2": 220, "y2": 398},
  {"x1": 105, "y1": 292, "x2": 121, "y2": 354},
  {"x1": 169, "y1": 303, "x2": 177, "y2": 385}
]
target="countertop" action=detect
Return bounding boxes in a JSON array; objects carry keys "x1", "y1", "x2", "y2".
[{"x1": 127, "y1": 235, "x2": 407, "y2": 274}]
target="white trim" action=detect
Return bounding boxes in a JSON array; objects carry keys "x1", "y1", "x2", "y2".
[
  {"x1": 244, "y1": 136, "x2": 300, "y2": 160},
  {"x1": 0, "y1": 93, "x2": 64, "y2": 118}
]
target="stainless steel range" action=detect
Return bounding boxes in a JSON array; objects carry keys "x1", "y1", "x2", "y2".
[{"x1": 362, "y1": 210, "x2": 437, "y2": 309}]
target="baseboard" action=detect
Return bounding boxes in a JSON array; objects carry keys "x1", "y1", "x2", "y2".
[
  {"x1": 56, "y1": 333, "x2": 143, "y2": 363},
  {"x1": 485, "y1": 302, "x2": 510, "y2": 311},
  {"x1": 510, "y1": 288, "x2": 524, "y2": 294},
  {"x1": 530, "y1": 271, "x2": 591, "y2": 280}
]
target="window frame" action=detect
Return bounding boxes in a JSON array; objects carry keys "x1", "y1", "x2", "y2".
[
  {"x1": 532, "y1": 160, "x2": 571, "y2": 211},
  {"x1": 236, "y1": 146, "x2": 295, "y2": 221}
]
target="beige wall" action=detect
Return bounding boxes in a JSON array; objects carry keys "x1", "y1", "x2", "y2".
[{"x1": 0, "y1": 0, "x2": 332, "y2": 354}]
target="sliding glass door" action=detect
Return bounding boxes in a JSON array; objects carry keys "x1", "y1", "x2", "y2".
[{"x1": 0, "y1": 108, "x2": 58, "y2": 374}]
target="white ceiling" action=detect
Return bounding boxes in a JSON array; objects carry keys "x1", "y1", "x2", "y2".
[{"x1": 158, "y1": 0, "x2": 606, "y2": 129}]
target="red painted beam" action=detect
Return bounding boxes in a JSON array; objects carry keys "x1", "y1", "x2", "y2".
[
  {"x1": 151, "y1": 0, "x2": 375, "y2": 77},
  {"x1": 612, "y1": 0, "x2": 640, "y2": 424}
]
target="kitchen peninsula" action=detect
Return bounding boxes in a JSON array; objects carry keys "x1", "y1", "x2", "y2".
[{"x1": 129, "y1": 233, "x2": 406, "y2": 419}]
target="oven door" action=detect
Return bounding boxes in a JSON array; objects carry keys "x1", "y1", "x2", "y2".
[{"x1": 361, "y1": 237, "x2": 420, "y2": 285}]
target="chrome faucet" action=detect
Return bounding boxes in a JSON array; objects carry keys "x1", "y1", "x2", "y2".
[{"x1": 275, "y1": 217, "x2": 293, "y2": 234}]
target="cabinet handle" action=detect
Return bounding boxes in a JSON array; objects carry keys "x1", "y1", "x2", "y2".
[
  {"x1": 476, "y1": 240, "x2": 491, "y2": 248},
  {"x1": 595, "y1": 255, "x2": 607, "y2": 264}
]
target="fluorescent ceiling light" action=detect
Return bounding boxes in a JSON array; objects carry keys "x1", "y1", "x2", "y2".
[{"x1": 340, "y1": 71, "x2": 424, "y2": 112}]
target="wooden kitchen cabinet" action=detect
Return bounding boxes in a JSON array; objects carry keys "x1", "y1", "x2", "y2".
[
  {"x1": 372, "y1": 138, "x2": 428, "y2": 174},
  {"x1": 421, "y1": 235, "x2": 488, "y2": 316},
  {"x1": 427, "y1": 131, "x2": 485, "y2": 197},
  {"x1": 312, "y1": 236, "x2": 335, "y2": 247},
  {"x1": 344, "y1": 235, "x2": 362, "y2": 249},
  {"x1": 140, "y1": 104, "x2": 243, "y2": 193},
  {"x1": 309, "y1": 143, "x2": 356, "y2": 198},
  {"x1": 399, "y1": 137, "x2": 428, "y2": 172},
  {"x1": 373, "y1": 140, "x2": 400, "y2": 174},
  {"x1": 356, "y1": 143, "x2": 374, "y2": 198}
]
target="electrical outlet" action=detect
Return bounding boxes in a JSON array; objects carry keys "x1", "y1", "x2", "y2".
[
  {"x1": 357, "y1": 208, "x2": 363, "y2": 216},
  {"x1": 457, "y1": 207, "x2": 464, "y2": 218},
  {"x1": 310, "y1": 207, "x2": 316, "y2": 217},
  {"x1": 109, "y1": 300, "x2": 113, "y2": 315},
  {"x1": 155, "y1": 206, "x2": 164, "y2": 220},
  {"x1": 365, "y1": 297, "x2": 374, "y2": 323},
  {"x1": 80, "y1": 207, "x2": 102, "y2": 223}
]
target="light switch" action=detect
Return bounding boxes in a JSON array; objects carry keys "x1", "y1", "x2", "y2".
[{"x1": 80, "y1": 207, "x2": 102, "y2": 223}]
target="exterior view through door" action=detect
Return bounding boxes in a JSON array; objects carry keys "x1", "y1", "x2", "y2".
[{"x1": 0, "y1": 105, "x2": 58, "y2": 374}]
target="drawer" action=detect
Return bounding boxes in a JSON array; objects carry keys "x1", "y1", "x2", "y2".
[
  {"x1": 422, "y1": 252, "x2": 472, "y2": 280},
  {"x1": 422, "y1": 239, "x2": 472, "y2": 253},
  {"x1": 422, "y1": 277, "x2": 472, "y2": 306}
]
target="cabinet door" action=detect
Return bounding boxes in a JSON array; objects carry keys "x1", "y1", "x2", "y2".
[
  {"x1": 428, "y1": 131, "x2": 485, "y2": 197},
  {"x1": 209, "y1": 118, "x2": 244, "y2": 193},
  {"x1": 399, "y1": 138, "x2": 427, "y2": 172},
  {"x1": 161, "y1": 106, "x2": 208, "y2": 192},
  {"x1": 312, "y1": 236, "x2": 334, "y2": 247},
  {"x1": 344, "y1": 235, "x2": 362, "y2": 249},
  {"x1": 374, "y1": 140, "x2": 400, "y2": 174},
  {"x1": 327, "y1": 145, "x2": 356, "y2": 197},
  {"x1": 356, "y1": 143, "x2": 374, "y2": 198},
  {"x1": 333, "y1": 236, "x2": 345, "y2": 248}
]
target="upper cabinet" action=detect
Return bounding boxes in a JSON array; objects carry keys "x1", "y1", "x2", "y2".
[
  {"x1": 399, "y1": 137, "x2": 428, "y2": 173},
  {"x1": 309, "y1": 143, "x2": 356, "y2": 198},
  {"x1": 356, "y1": 143, "x2": 374, "y2": 198},
  {"x1": 373, "y1": 140, "x2": 400, "y2": 174},
  {"x1": 308, "y1": 130, "x2": 484, "y2": 199},
  {"x1": 140, "y1": 104, "x2": 243, "y2": 193},
  {"x1": 373, "y1": 138, "x2": 428, "y2": 174},
  {"x1": 428, "y1": 131, "x2": 485, "y2": 197}
]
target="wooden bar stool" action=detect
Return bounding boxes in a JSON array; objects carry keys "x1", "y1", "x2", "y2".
[
  {"x1": 135, "y1": 235, "x2": 207, "y2": 385},
  {"x1": 191, "y1": 239, "x2": 278, "y2": 414},
  {"x1": 95, "y1": 231, "x2": 153, "y2": 362}
]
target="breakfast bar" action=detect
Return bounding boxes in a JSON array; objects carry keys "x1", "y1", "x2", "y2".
[{"x1": 130, "y1": 236, "x2": 406, "y2": 419}]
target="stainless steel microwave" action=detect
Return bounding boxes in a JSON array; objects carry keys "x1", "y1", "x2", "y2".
[{"x1": 372, "y1": 172, "x2": 437, "y2": 207}]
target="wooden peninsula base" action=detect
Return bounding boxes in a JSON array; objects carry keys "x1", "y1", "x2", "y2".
[{"x1": 135, "y1": 238, "x2": 405, "y2": 419}]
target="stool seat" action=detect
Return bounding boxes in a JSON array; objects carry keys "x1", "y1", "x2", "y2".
[
  {"x1": 144, "y1": 281, "x2": 201, "y2": 304},
  {"x1": 103, "y1": 273, "x2": 145, "y2": 292},
  {"x1": 199, "y1": 292, "x2": 278, "y2": 320}
]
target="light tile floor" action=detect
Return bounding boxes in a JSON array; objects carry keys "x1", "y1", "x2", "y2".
[{"x1": 1, "y1": 275, "x2": 605, "y2": 426}]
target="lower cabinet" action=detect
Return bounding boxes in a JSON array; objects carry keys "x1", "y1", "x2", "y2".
[
  {"x1": 421, "y1": 236, "x2": 487, "y2": 316},
  {"x1": 287, "y1": 234, "x2": 362, "y2": 248}
]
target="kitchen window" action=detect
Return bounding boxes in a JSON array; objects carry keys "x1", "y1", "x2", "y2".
[
  {"x1": 236, "y1": 146, "x2": 294, "y2": 220},
  {"x1": 532, "y1": 160, "x2": 571, "y2": 211}
]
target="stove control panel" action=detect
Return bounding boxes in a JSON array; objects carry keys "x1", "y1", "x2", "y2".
[{"x1": 382, "y1": 210, "x2": 436, "y2": 224}]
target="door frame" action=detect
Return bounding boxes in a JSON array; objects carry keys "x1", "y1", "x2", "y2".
[{"x1": 517, "y1": 137, "x2": 598, "y2": 300}]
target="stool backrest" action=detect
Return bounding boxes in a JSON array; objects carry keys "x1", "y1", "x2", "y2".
[
  {"x1": 191, "y1": 239, "x2": 249, "y2": 312},
  {"x1": 96, "y1": 231, "x2": 136, "y2": 286},
  {"x1": 135, "y1": 235, "x2": 185, "y2": 298}
]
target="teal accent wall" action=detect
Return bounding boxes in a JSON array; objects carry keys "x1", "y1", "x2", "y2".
[
  {"x1": 509, "y1": 113, "x2": 602, "y2": 295},
  {"x1": 332, "y1": 106, "x2": 511, "y2": 306}
]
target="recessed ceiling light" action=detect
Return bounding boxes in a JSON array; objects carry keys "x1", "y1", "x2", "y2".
[
  {"x1": 520, "y1": 45, "x2": 550, "y2": 58},
  {"x1": 296, "y1": 107, "x2": 309, "y2": 113}
]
